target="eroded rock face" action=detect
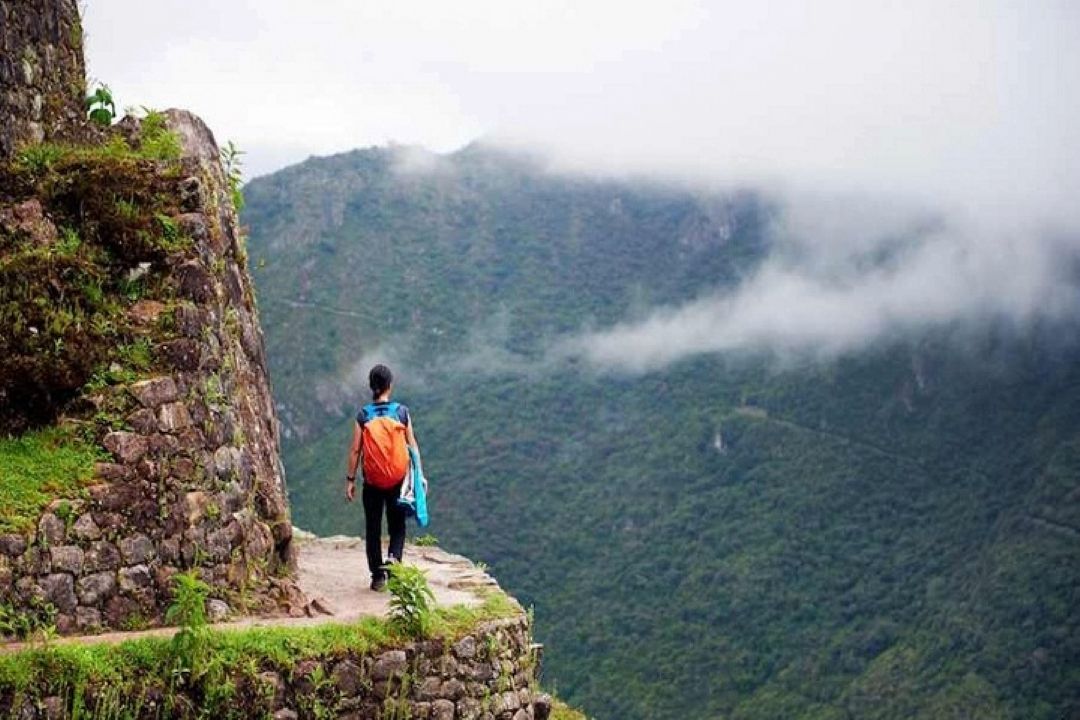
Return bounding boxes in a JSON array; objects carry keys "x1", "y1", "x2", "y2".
[{"x1": 0, "y1": 0, "x2": 86, "y2": 158}]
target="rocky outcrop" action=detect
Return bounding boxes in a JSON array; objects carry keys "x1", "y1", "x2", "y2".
[{"x1": 0, "y1": 0, "x2": 86, "y2": 158}]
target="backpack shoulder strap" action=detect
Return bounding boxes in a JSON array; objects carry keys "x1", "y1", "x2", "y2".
[{"x1": 359, "y1": 402, "x2": 404, "y2": 425}]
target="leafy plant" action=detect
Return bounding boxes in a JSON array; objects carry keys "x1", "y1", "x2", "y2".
[
  {"x1": 155, "y1": 212, "x2": 190, "y2": 251},
  {"x1": 386, "y1": 562, "x2": 435, "y2": 638},
  {"x1": 138, "y1": 109, "x2": 182, "y2": 161},
  {"x1": 0, "y1": 599, "x2": 57, "y2": 641},
  {"x1": 166, "y1": 570, "x2": 210, "y2": 629},
  {"x1": 116, "y1": 338, "x2": 153, "y2": 371},
  {"x1": 86, "y1": 84, "x2": 116, "y2": 126},
  {"x1": 221, "y1": 140, "x2": 246, "y2": 212},
  {"x1": 166, "y1": 571, "x2": 212, "y2": 682},
  {"x1": 413, "y1": 533, "x2": 439, "y2": 547},
  {"x1": 14, "y1": 143, "x2": 64, "y2": 174},
  {"x1": 56, "y1": 226, "x2": 81, "y2": 256}
]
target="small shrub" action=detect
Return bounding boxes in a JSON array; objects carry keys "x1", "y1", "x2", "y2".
[
  {"x1": 166, "y1": 570, "x2": 210, "y2": 629},
  {"x1": 139, "y1": 109, "x2": 182, "y2": 162},
  {"x1": 14, "y1": 143, "x2": 64, "y2": 174},
  {"x1": 386, "y1": 563, "x2": 436, "y2": 638},
  {"x1": 116, "y1": 338, "x2": 153, "y2": 371},
  {"x1": 221, "y1": 140, "x2": 245, "y2": 212},
  {"x1": 56, "y1": 227, "x2": 81, "y2": 256},
  {"x1": 0, "y1": 599, "x2": 57, "y2": 640},
  {"x1": 86, "y1": 85, "x2": 116, "y2": 126},
  {"x1": 166, "y1": 570, "x2": 212, "y2": 682},
  {"x1": 413, "y1": 533, "x2": 439, "y2": 547}
]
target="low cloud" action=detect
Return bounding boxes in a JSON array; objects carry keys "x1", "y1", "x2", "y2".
[
  {"x1": 314, "y1": 340, "x2": 424, "y2": 416},
  {"x1": 554, "y1": 195, "x2": 1080, "y2": 373}
]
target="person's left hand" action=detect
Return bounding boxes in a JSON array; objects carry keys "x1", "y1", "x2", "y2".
[{"x1": 345, "y1": 479, "x2": 356, "y2": 502}]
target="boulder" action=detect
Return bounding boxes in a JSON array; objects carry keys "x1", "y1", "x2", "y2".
[
  {"x1": 118, "y1": 565, "x2": 152, "y2": 593},
  {"x1": 372, "y1": 650, "x2": 408, "y2": 681},
  {"x1": 84, "y1": 542, "x2": 121, "y2": 572}
]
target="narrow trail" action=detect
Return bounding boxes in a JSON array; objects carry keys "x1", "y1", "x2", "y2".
[
  {"x1": 737, "y1": 408, "x2": 933, "y2": 475},
  {"x1": 1, "y1": 537, "x2": 498, "y2": 654},
  {"x1": 263, "y1": 297, "x2": 374, "y2": 321},
  {"x1": 1025, "y1": 514, "x2": 1080, "y2": 541}
]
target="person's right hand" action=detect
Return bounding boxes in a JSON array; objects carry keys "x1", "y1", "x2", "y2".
[{"x1": 345, "y1": 479, "x2": 356, "y2": 502}]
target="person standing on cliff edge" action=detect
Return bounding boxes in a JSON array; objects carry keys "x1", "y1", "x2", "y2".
[{"x1": 345, "y1": 364, "x2": 421, "y2": 591}]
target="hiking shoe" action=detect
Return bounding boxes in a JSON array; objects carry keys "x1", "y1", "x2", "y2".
[{"x1": 370, "y1": 574, "x2": 386, "y2": 592}]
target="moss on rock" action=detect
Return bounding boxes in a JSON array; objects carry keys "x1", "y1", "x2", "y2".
[{"x1": 0, "y1": 117, "x2": 188, "y2": 433}]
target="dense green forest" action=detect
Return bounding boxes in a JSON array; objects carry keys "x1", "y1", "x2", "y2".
[{"x1": 243, "y1": 145, "x2": 1080, "y2": 719}]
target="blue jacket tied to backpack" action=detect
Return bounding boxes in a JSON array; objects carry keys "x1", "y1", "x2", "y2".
[{"x1": 397, "y1": 445, "x2": 429, "y2": 527}]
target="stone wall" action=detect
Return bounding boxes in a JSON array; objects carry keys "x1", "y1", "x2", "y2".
[
  {"x1": 0, "y1": 110, "x2": 300, "y2": 632},
  {"x1": 1, "y1": 615, "x2": 556, "y2": 720},
  {"x1": 0, "y1": 0, "x2": 86, "y2": 158},
  {"x1": 263, "y1": 616, "x2": 550, "y2": 720}
]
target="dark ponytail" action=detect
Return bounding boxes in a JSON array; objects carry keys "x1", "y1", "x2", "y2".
[{"x1": 369, "y1": 364, "x2": 393, "y2": 400}]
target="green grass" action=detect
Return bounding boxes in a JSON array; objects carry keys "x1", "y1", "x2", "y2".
[
  {"x1": 0, "y1": 427, "x2": 103, "y2": 534},
  {"x1": 552, "y1": 700, "x2": 590, "y2": 720},
  {"x1": 0, "y1": 591, "x2": 522, "y2": 713},
  {"x1": 13, "y1": 110, "x2": 181, "y2": 174}
]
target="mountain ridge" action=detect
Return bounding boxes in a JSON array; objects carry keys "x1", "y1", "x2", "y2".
[{"x1": 244, "y1": 144, "x2": 1080, "y2": 720}]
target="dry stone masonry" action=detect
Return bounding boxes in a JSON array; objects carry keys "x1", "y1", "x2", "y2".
[
  {"x1": 263, "y1": 616, "x2": 554, "y2": 720},
  {"x1": 1, "y1": 616, "x2": 555, "y2": 720},
  {"x1": 0, "y1": 0, "x2": 86, "y2": 159},
  {"x1": 0, "y1": 108, "x2": 301, "y2": 632}
]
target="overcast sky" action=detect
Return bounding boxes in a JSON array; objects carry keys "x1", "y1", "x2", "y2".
[
  {"x1": 83, "y1": 1, "x2": 1079, "y2": 207},
  {"x1": 84, "y1": 1, "x2": 1080, "y2": 370}
]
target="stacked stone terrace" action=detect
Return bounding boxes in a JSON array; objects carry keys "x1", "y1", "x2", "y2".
[{"x1": 0, "y1": 107, "x2": 300, "y2": 631}]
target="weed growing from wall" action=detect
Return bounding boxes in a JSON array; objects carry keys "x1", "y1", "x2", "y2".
[
  {"x1": 221, "y1": 141, "x2": 245, "y2": 212},
  {"x1": 386, "y1": 563, "x2": 435, "y2": 638},
  {"x1": 85, "y1": 84, "x2": 116, "y2": 127},
  {"x1": 165, "y1": 571, "x2": 212, "y2": 684}
]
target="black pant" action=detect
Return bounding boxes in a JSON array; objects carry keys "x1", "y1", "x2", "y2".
[{"x1": 362, "y1": 482, "x2": 406, "y2": 577}]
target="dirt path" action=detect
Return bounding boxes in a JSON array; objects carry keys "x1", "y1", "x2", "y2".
[
  {"x1": 294, "y1": 533, "x2": 497, "y2": 621},
  {"x1": 1, "y1": 535, "x2": 498, "y2": 653}
]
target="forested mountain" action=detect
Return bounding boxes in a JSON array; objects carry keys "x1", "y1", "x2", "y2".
[{"x1": 243, "y1": 144, "x2": 1080, "y2": 720}]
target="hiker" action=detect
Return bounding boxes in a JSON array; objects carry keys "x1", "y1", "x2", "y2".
[{"x1": 345, "y1": 364, "x2": 421, "y2": 591}]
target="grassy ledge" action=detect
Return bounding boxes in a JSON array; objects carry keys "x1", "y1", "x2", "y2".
[
  {"x1": 551, "y1": 699, "x2": 589, "y2": 720},
  {"x1": 0, "y1": 591, "x2": 520, "y2": 709},
  {"x1": 0, "y1": 427, "x2": 103, "y2": 534}
]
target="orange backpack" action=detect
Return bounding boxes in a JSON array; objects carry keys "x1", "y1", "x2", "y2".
[{"x1": 358, "y1": 402, "x2": 410, "y2": 489}]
